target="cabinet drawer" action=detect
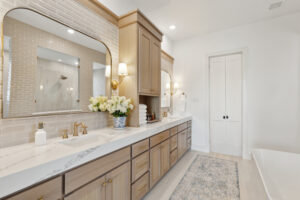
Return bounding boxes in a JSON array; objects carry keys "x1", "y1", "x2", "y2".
[
  {"x1": 150, "y1": 130, "x2": 170, "y2": 148},
  {"x1": 65, "y1": 147, "x2": 130, "y2": 194},
  {"x1": 132, "y1": 151, "x2": 149, "y2": 182},
  {"x1": 170, "y1": 149, "x2": 178, "y2": 167},
  {"x1": 132, "y1": 172, "x2": 149, "y2": 200},
  {"x1": 188, "y1": 120, "x2": 192, "y2": 127},
  {"x1": 178, "y1": 122, "x2": 188, "y2": 132},
  {"x1": 132, "y1": 139, "x2": 149, "y2": 158},
  {"x1": 170, "y1": 126, "x2": 178, "y2": 136},
  {"x1": 8, "y1": 176, "x2": 62, "y2": 200},
  {"x1": 170, "y1": 135, "x2": 177, "y2": 151},
  {"x1": 187, "y1": 127, "x2": 192, "y2": 138}
]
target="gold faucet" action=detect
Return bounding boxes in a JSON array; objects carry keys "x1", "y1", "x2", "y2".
[
  {"x1": 73, "y1": 122, "x2": 88, "y2": 136},
  {"x1": 62, "y1": 129, "x2": 69, "y2": 139},
  {"x1": 73, "y1": 122, "x2": 82, "y2": 136},
  {"x1": 82, "y1": 123, "x2": 88, "y2": 135}
]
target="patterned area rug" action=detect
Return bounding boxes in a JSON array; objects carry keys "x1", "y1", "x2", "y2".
[{"x1": 170, "y1": 155, "x2": 240, "y2": 200}]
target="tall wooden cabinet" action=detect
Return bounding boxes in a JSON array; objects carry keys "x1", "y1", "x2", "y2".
[{"x1": 119, "y1": 10, "x2": 163, "y2": 126}]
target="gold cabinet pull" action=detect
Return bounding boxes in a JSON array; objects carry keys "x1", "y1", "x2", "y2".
[
  {"x1": 107, "y1": 179, "x2": 112, "y2": 183},
  {"x1": 102, "y1": 182, "x2": 107, "y2": 187},
  {"x1": 37, "y1": 196, "x2": 43, "y2": 200}
]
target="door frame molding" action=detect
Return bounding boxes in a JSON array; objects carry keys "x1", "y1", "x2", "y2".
[{"x1": 206, "y1": 48, "x2": 249, "y2": 159}]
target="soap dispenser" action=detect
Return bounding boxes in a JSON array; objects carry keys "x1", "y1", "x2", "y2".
[{"x1": 35, "y1": 122, "x2": 47, "y2": 146}]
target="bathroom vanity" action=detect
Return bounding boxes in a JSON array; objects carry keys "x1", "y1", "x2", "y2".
[{"x1": 0, "y1": 116, "x2": 192, "y2": 200}]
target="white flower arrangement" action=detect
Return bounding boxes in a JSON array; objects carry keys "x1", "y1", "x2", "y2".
[
  {"x1": 88, "y1": 96, "x2": 108, "y2": 112},
  {"x1": 89, "y1": 95, "x2": 134, "y2": 117}
]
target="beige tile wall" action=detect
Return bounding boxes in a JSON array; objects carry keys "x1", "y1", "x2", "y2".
[{"x1": 0, "y1": 0, "x2": 119, "y2": 148}]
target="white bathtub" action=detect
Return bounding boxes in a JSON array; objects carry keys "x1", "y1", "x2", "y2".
[{"x1": 252, "y1": 149, "x2": 300, "y2": 200}]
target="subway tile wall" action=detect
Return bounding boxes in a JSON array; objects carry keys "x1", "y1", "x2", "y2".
[{"x1": 0, "y1": 0, "x2": 119, "y2": 148}]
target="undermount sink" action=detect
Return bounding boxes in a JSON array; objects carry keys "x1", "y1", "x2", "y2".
[{"x1": 59, "y1": 134, "x2": 111, "y2": 147}]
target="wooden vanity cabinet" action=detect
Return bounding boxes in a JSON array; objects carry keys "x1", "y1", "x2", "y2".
[
  {"x1": 178, "y1": 129, "x2": 188, "y2": 158},
  {"x1": 7, "y1": 176, "x2": 62, "y2": 200},
  {"x1": 4, "y1": 121, "x2": 192, "y2": 200},
  {"x1": 150, "y1": 138, "x2": 170, "y2": 188},
  {"x1": 65, "y1": 162, "x2": 130, "y2": 200}
]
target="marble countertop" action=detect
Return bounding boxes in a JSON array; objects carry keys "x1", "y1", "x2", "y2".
[{"x1": 0, "y1": 115, "x2": 192, "y2": 198}]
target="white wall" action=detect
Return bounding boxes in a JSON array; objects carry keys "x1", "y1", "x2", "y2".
[
  {"x1": 161, "y1": 35, "x2": 174, "y2": 55},
  {"x1": 173, "y1": 12, "x2": 300, "y2": 157}
]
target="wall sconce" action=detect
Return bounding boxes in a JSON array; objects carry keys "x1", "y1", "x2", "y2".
[
  {"x1": 111, "y1": 63, "x2": 128, "y2": 90},
  {"x1": 118, "y1": 63, "x2": 128, "y2": 76},
  {"x1": 170, "y1": 82, "x2": 179, "y2": 96}
]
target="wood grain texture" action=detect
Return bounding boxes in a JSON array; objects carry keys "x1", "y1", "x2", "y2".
[
  {"x1": 106, "y1": 162, "x2": 131, "y2": 200},
  {"x1": 132, "y1": 139, "x2": 149, "y2": 158},
  {"x1": 160, "y1": 139, "x2": 170, "y2": 176},
  {"x1": 132, "y1": 151, "x2": 149, "y2": 182},
  {"x1": 170, "y1": 126, "x2": 178, "y2": 136},
  {"x1": 119, "y1": 23, "x2": 139, "y2": 127},
  {"x1": 65, "y1": 147, "x2": 130, "y2": 194},
  {"x1": 150, "y1": 130, "x2": 170, "y2": 148},
  {"x1": 64, "y1": 176, "x2": 106, "y2": 200},
  {"x1": 118, "y1": 10, "x2": 162, "y2": 41},
  {"x1": 150, "y1": 144, "x2": 161, "y2": 188},
  {"x1": 161, "y1": 50, "x2": 174, "y2": 64},
  {"x1": 178, "y1": 130, "x2": 188, "y2": 158},
  {"x1": 170, "y1": 134, "x2": 178, "y2": 151},
  {"x1": 8, "y1": 176, "x2": 62, "y2": 200},
  {"x1": 170, "y1": 149, "x2": 178, "y2": 167},
  {"x1": 178, "y1": 122, "x2": 188, "y2": 133},
  {"x1": 131, "y1": 172, "x2": 149, "y2": 200}
]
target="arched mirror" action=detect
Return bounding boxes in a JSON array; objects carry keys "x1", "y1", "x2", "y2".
[
  {"x1": 161, "y1": 70, "x2": 171, "y2": 108},
  {"x1": 2, "y1": 8, "x2": 112, "y2": 118}
]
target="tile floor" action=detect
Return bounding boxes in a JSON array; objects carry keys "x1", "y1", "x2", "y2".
[{"x1": 144, "y1": 150, "x2": 268, "y2": 200}]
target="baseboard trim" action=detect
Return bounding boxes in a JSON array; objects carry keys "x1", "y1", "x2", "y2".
[{"x1": 191, "y1": 144, "x2": 209, "y2": 153}]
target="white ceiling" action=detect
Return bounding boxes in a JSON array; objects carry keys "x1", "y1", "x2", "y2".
[{"x1": 98, "y1": 0, "x2": 300, "y2": 40}]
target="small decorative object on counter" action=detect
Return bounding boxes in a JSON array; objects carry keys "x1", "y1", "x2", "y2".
[
  {"x1": 107, "y1": 96, "x2": 134, "y2": 129},
  {"x1": 35, "y1": 122, "x2": 47, "y2": 145},
  {"x1": 89, "y1": 95, "x2": 134, "y2": 129}
]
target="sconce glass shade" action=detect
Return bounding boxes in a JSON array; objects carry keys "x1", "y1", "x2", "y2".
[
  {"x1": 174, "y1": 82, "x2": 179, "y2": 89},
  {"x1": 118, "y1": 63, "x2": 128, "y2": 76},
  {"x1": 105, "y1": 65, "x2": 111, "y2": 77},
  {"x1": 166, "y1": 83, "x2": 171, "y2": 89}
]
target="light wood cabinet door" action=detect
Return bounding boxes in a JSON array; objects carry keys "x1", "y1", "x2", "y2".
[
  {"x1": 132, "y1": 151, "x2": 149, "y2": 182},
  {"x1": 131, "y1": 172, "x2": 149, "y2": 200},
  {"x1": 150, "y1": 36, "x2": 161, "y2": 95},
  {"x1": 139, "y1": 27, "x2": 152, "y2": 94},
  {"x1": 65, "y1": 176, "x2": 106, "y2": 200},
  {"x1": 160, "y1": 139, "x2": 170, "y2": 176},
  {"x1": 106, "y1": 162, "x2": 130, "y2": 200},
  {"x1": 8, "y1": 177, "x2": 62, "y2": 200},
  {"x1": 150, "y1": 144, "x2": 161, "y2": 188},
  {"x1": 178, "y1": 130, "x2": 187, "y2": 158}
]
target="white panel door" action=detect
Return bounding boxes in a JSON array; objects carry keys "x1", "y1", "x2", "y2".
[
  {"x1": 209, "y1": 56, "x2": 227, "y2": 154},
  {"x1": 225, "y1": 54, "x2": 242, "y2": 156},
  {"x1": 209, "y1": 54, "x2": 242, "y2": 156}
]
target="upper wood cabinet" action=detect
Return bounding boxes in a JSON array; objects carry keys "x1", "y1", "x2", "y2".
[
  {"x1": 138, "y1": 27, "x2": 161, "y2": 96},
  {"x1": 119, "y1": 10, "x2": 163, "y2": 126}
]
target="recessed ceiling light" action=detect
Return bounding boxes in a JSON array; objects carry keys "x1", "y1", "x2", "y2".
[
  {"x1": 58, "y1": 59, "x2": 62, "y2": 62},
  {"x1": 67, "y1": 29, "x2": 75, "y2": 34},
  {"x1": 169, "y1": 25, "x2": 176, "y2": 30}
]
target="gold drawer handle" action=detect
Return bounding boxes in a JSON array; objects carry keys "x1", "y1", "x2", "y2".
[
  {"x1": 37, "y1": 196, "x2": 43, "y2": 200},
  {"x1": 107, "y1": 179, "x2": 112, "y2": 183},
  {"x1": 102, "y1": 182, "x2": 107, "y2": 187}
]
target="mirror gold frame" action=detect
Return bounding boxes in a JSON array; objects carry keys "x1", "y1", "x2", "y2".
[{"x1": 1, "y1": 7, "x2": 113, "y2": 118}]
